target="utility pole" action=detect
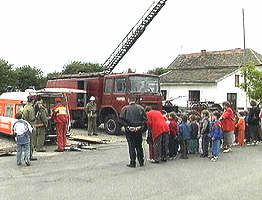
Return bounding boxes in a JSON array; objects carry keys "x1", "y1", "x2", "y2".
[
  {"x1": 242, "y1": 8, "x2": 246, "y2": 50},
  {"x1": 242, "y1": 8, "x2": 248, "y2": 109}
]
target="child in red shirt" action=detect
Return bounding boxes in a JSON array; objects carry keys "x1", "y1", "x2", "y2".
[{"x1": 168, "y1": 112, "x2": 179, "y2": 159}]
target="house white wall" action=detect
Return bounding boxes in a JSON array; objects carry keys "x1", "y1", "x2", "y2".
[
  {"x1": 161, "y1": 70, "x2": 248, "y2": 110},
  {"x1": 216, "y1": 71, "x2": 248, "y2": 109}
]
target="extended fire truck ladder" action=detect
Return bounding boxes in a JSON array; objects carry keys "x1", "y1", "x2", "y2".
[{"x1": 102, "y1": 0, "x2": 167, "y2": 74}]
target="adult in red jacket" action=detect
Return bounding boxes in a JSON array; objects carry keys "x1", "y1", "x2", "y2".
[
  {"x1": 52, "y1": 97, "x2": 68, "y2": 152},
  {"x1": 146, "y1": 107, "x2": 170, "y2": 163},
  {"x1": 220, "y1": 101, "x2": 235, "y2": 152}
]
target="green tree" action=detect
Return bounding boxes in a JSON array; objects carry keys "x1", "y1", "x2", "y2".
[
  {"x1": 13, "y1": 65, "x2": 45, "y2": 91},
  {"x1": 147, "y1": 67, "x2": 170, "y2": 76},
  {"x1": 240, "y1": 62, "x2": 262, "y2": 103},
  {"x1": 0, "y1": 59, "x2": 15, "y2": 94},
  {"x1": 62, "y1": 61, "x2": 103, "y2": 74},
  {"x1": 46, "y1": 71, "x2": 62, "y2": 80}
]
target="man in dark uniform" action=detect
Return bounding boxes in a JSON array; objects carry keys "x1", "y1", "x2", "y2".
[{"x1": 119, "y1": 95, "x2": 147, "y2": 168}]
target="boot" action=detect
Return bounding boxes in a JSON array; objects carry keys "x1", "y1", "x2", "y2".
[
  {"x1": 126, "y1": 161, "x2": 136, "y2": 168},
  {"x1": 138, "y1": 159, "x2": 144, "y2": 167}
]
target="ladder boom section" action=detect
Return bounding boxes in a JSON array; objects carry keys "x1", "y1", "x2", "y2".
[{"x1": 102, "y1": 0, "x2": 167, "y2": 74}]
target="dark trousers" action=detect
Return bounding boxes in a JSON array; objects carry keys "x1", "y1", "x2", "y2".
[
  {"x1": 153, "y1": 132, "x2": 169, "y2": 162},
  {"x1": 180, "y1": 140, "x2": 189, "y2": 158},
  {"x1": 202, "y1": 134, "x2": 209, "y2": 156},
  {"x1": 126, "y1": 132, "x2": 144, "y2": 165},
  {"x1": 249, "y1": 125, "x2": 259, "y2": 142},
  {"x1": 169, "y1": 135, "x2": 179, "y2": 157}
]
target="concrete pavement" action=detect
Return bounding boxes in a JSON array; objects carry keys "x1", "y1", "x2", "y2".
[{"x1": 0, "y1": 139, "x2": 262, "y2": 200}]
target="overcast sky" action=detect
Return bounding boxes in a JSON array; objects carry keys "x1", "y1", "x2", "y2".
[{"x1": 0, "y1": 0, "x2": 261, "y2": 75}]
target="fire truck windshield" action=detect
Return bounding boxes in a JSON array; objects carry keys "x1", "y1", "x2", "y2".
[{"x1": 129, "y1": 76, "x2": 160, "y2": 94}]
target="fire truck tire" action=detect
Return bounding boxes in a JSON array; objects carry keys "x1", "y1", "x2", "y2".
[{"x1": 104, "y1": 114, "x2": 120, "y2": 135}]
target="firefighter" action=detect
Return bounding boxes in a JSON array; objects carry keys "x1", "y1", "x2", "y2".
[
  {"x1": 22, "y1": 96, "x2": 37, "y2": 161},
  {"x1": 52, "y1": 97, "x2": 68, "y2": 152},
  {"x1": 34, "y1": 96, "x2": 48, "y2": 152},
  {"x1": 85, "y1": 96, "x2": 98, "y2": 136}
]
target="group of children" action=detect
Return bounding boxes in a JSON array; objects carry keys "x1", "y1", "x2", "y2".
[
  {"x1": 162, "y1": 110, "x2": 223, "y2": 162},
  {"x1": 150, "y1": 105, "x2": 261, "y2": 163}
]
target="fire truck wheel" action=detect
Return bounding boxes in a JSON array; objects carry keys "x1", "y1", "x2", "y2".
[{"x1": 104, "y1": 114, "x2": 120, "y2": 135}]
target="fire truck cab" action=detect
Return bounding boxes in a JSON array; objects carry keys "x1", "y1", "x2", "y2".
[{"x1": 47, "y1": 73, "x2": 163, "y2": 135}]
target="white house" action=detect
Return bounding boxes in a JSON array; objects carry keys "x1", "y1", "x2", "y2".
[{"x1": 160, "y1": 48, "x2": 262, "y2": 111}]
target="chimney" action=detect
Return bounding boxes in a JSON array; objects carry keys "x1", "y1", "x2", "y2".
[{"x1": 201, "y1": 49, "x2": 207, "y2": 56}]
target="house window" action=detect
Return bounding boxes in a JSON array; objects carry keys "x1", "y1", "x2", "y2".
[
  {"x1": 161, "y1": 90, "x2": 167, "y2": 100},
  {"x1": 189, "y1": 90, "x2": 200, "y2": 102},
  {"x1": 235, "y1": 75, "x2": 240, "y2": 87}
]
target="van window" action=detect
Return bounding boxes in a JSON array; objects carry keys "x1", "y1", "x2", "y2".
[
  {"x1": 0, "y1": 104, "x2": 3, "y2": 116},
  {"x1": 16, "y1": 104, "x2": 24, "y2": 114},
  {"x1": 6, "y1": 104, "x2": 14, "y2": 117},
  {"x1": 115, "y1": 78, "x2": 126, "y2": 93}
]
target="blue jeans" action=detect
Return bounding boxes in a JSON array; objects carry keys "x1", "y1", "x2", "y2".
[
  {"x1": 17, "y1": 143, "x2": 30, "y2": 165},
  {"x1": 212, "y1": 140, "x2": 220, "y2": 157}
]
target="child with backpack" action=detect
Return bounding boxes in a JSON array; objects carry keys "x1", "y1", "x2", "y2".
[
  {"x1": 179, "y1": 114, "x2": 192, "y2": 159},
  {"x1": 210, "y1": 111, "x2": 223, "y2": 162},
  {"x1": 13, "y1": 112, "x2": 33, "y2": 166},
  {"x1": 189, "y1": 115, "x2": 199, "y2": 154},
  {"x1": 200, "y1": 110, "x2": 210, "y2": 158}
]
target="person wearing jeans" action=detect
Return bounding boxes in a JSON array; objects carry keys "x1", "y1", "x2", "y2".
[
  {"x1": 210, "y1": 111, "x2": 223, "y2": 161},
  {"x1": 13, "y1": 113, "x2": 33, "y2": 166}
]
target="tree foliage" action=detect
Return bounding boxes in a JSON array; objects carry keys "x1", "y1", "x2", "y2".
[
  {"x1": 147, "y1": 67, "x2": 170, "y2": 76},
  {"x1": 240, "y1": 62, "x2": 262, "y2": 103},
  {"x1": 0, "y1": 59, "x2": 15, "y2": 93},
  {"x1": 13, "y1": 65, "x2": 46, "y2": 91},
  {"x1": 62, "y1": 61, "x2": 103, "y2": 74}
]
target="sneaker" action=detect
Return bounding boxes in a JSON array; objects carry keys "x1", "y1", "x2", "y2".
[
  {"x1": 93, "y1": 133, "x2": 98, "y2": 136},
  {"x1": 223, "y1": 149, "x2": 230, "y2": 153},
  {"x1": 151, "y1": 160, "x2": 160, "y2": 164},
  {"x1": 17, "y1": 163, "x2": 22, "y2": 166},
  {"x1": 25, "y1": 162, "x2": 31, "y2": 166},
  {"x1": 211, "y1": 157, "x2": 217, "y2": 162}
]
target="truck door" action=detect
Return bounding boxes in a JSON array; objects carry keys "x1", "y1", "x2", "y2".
[
  {"x1": 102, "y1": 78, "x2": 114, "y2": 106},
  {"x1": 113, "y1": 78, "x2": 127, "y2": 113},
  {"x1": 77, "y1": 80, "x2": 85, "y2": 107}
]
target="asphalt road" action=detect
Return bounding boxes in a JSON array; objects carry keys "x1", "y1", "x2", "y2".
[{"x1": 1, "y1": 135, "x2": 262, "y2": 200}]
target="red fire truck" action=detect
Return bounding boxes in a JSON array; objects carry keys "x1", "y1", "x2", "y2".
[
  {"x1": 47, "y1": 72, "x2": 162, "y2": 135},
  {"x1": 46, "y1": 0, "x2": 167, "y2": 134}
]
